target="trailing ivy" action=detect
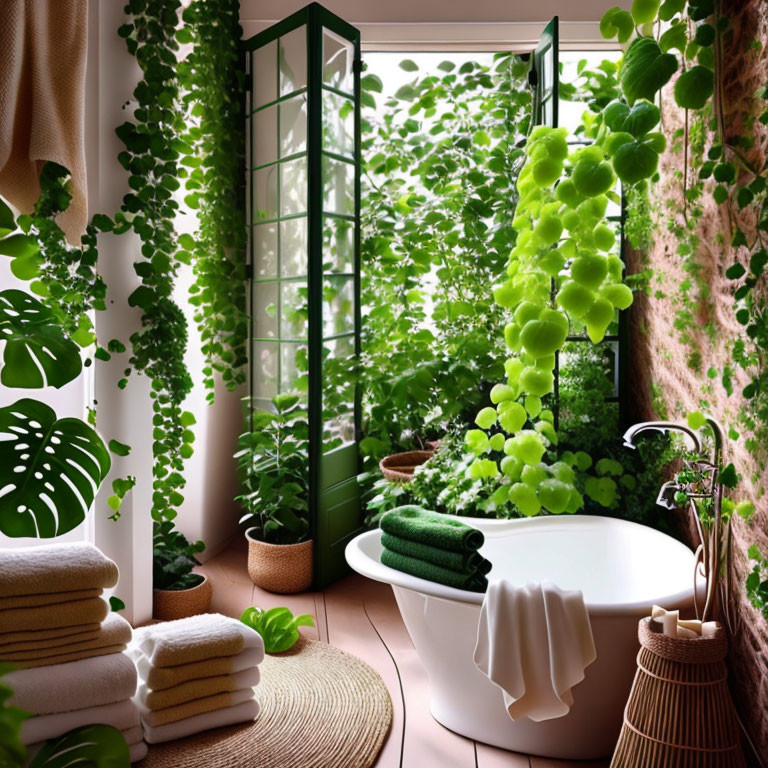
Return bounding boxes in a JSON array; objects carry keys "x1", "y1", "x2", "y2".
[
  {"x1": 117, "y1": 0, "x2": 200, "y2": 578},
  {"x1": 0, "y1": 164, "x2": 110, "y2": 349},
  {"x1": 177, "y1": 0, "x2": 248, "y2": 400}
]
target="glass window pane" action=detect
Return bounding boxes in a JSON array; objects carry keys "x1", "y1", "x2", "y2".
[
  {"x1": 253, "y1": 165, "x2": 278, "y2": 221},
  {"x1": 322, "y1": 335, "x2": 355, "y2": 450},
  {"x1": 323, "y1": 216, "x2": 353, "y2": 274},
  {"x1": 253, "y1": 104, "x2": 278, "y2": 168},
  {"x1": 323, "y1": 276, "x2": 354, "y2": 338},
  {"x1": 281, "y1": 217, "x2": 308, "y2": 278},
  {"x1": 252, "y1": 341, "x2": 278, "y2": 398},
  {"x1": 323, "y1": 91, "x2": 354, "y2": 158},
  {"x1": 281, "y1": 343, "x2": 308, "y2": 392},
  {"x1": 281, "y1": 280, "x2": 309, "y2": 340},
  {"x1": 281, "y1": 157, "x2": 307, "y2": 216},
  {"x1": 279, "y1": 94, "x2": 307, "y2": 158},
  {"x1": 253, "y1": 223, "x2": 277, "y2": 278},
  {"x1": 323, "y1": 29, "x2": 353, "y2": 93},
  {"x1": 279, "y1": 26, "x2": 307, "y2": 96},
  {"x1": 322, "y1": 156, "x2": 354, "y2": 216},
  {"x1": 252, "y1": 42, "x2": 277, "y2": 108},
  {"x1": 252, "y1": 282, "x2": 278, "y2": 339}
]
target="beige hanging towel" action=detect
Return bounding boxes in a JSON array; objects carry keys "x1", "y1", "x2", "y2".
[{"x1": 0, "y1": 0, "x2": 88, "y2": 244}]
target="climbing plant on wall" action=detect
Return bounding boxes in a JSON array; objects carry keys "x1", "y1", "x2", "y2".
[
  {"x1": 177, "y1": 0, "x2": 248, "y2": 400},
  {"x1": 360, "y1": 54, "x2": 531, "y2": 461},
  {"x1": 117, "y1": 0, "x2": 199, "y2": 569}
]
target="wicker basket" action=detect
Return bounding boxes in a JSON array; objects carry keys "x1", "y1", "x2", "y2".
[
  {"x1": 379, "y1": 450, "x2": 434, "y2": 483},
  {"x1": 153, "y1": 574, "x2": 212, "y2": 621},
  {"x1": 246, "y1": 529, "x2": 313, "y2": 594},
  {"x1": 610, "y1": 618, "x2": 746, "y2": 768}
]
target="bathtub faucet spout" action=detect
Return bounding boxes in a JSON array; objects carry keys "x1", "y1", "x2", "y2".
[{"x1": 621, "y1": 421, "x2": 704, "y2": 453}]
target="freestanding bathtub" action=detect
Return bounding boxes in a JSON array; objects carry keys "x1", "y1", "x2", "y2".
[{"x1": 345, "y1": 514, "x2": 700, "y2": 760}]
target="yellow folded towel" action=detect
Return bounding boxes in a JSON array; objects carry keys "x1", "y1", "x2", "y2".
[
  {"x1": 0, "y1": 612, "x2": 133, "y2": 668},
  {"x1": 0, "y1": 612, "x2": 131, "y2": 655},
  {"x1": 140, "y1": 688, "x2": 255, "y2": 727},
  {"x1": 0, "y1": 543, "x2": 118, "y2": 597},
  {"x1": 0, "y1": 597, "x2": 108, "y2": 633},
  {"x1": 141, "y1": 668, "x2": 260, "y2": 711},
  {"x1": 134, "y1": 647, "x2": 264, "y2": 691},
  {"x1": 0, "y1": 588, "x2": 102, "y2": 611},
  {"x1": 0, "y1": 623, "x2": 101, "y2": 647},
  {"x1": 6, "y1": 644, "x2": 127, "y2": 670}
]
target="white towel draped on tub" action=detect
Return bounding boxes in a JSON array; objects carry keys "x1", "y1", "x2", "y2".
[{"x1": 473, "y1": 580, "x2": 596, "y2": 722}]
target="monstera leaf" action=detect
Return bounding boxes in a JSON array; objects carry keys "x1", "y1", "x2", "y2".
[
  {"x1": 0, "y1": 290, "x2": 82, "y2": 388},
  {"x1": 0, "y1": 399, "x2": 111, "y2": 538},
  {"x1": 29, "y1": 725, "x2": 129, "y2": 768}
]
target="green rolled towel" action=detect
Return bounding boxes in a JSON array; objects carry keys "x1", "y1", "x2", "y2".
[
  {"x1": 381, "y1": 548, "x2": 488, "y2": 593},
  {"x1": 380, "y1": 506, "x2": 484, "y2": 553},
  {"x1": 381, "y1": 533, "x2": 492, "y2": 575}
]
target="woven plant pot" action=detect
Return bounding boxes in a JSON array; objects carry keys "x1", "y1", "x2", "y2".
[
  {"x1": 153, "y1": 574, "x2": 212, "y2": 621},
  {"x1": 610, "y1": 617, "x2": 746, "y2": 768},
  {"x1": 379, "y1": 450, "x2": 434, "y2": 483},
  {"x1": 246, "y1": 528, "x2": 313, "y2": 594}
]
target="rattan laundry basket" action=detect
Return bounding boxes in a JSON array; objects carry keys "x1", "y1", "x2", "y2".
[{"x1": 610, "y1": 617, "x2": 746, "y2": 768}]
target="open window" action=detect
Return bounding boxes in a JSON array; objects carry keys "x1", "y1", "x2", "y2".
[{"x1": 244, "y1": 3, "x2": 362, "y2": 587}]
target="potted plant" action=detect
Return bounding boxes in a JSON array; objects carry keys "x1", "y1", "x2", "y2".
[
  {"x1": 152, "y1": 524, "x2": 211, "y2": 620},
  {"x1": 235, "y1": 393, "x2": 312, "y2": 593}
]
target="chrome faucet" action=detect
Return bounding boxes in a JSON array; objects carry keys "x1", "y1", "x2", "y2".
[{"x1": 622, "y1": 418, "x2": 728, "y2": 624}]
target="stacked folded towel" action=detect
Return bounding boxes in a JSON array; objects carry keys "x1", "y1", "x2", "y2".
[
  {"x1": 129, "y1": 613, "x2": 265, "y2": 744},
  {"x1": 379, "y1": 506, "x2": 491, "y2": 592},
  {"x1": 0, "y1": 542, "x2": 146, "y2": 762}
]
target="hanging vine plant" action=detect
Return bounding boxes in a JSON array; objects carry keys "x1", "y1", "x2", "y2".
[
  {"x1": 177, "y1": 0, "x2": 248, "y2": 401},
  {"x1": 117, "y1": 0, "x2": 199, "y2": 570}
]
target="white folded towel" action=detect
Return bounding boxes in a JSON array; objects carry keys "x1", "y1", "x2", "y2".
[
  {"x1": 20, "y1": 698, "x2": 140, "y2": 745},
  {"x1": 138, "y1": 687, "x2": 256, "y2": 728},
  {"x1": 8, "y1": 652, "x2": 137, "y2": 715},
  {"x1": 142, "y1": 698, "x2": 261, "y2": 744},
  {"x1": 473, "y1": 580, "x2": 596, "y2": 722},
  {"x1": 132, "y1": 613, "x2": 264, "y2": 667},
  {"x1": 25, "y1": 723, "x2": 145, "y2": 760},
  {"x1": 133, "y1": 646, "x2": 263, "y2": 690},
  {"x1": 130, "y1": 741, "x2": 148, "y2": 763}
]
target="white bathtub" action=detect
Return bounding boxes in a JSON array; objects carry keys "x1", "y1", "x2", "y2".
[{"x1": 345, "y1": 514, "x2": 699, "y2": 760}]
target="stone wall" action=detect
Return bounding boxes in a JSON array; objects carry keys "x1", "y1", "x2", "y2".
[{"x1": 626, "y1": 2, "x2": 768, "y2": 760}]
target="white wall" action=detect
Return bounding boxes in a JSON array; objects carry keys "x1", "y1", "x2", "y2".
[{"x1": 240, "y1": 0, "x2": 633, "y2": 49}]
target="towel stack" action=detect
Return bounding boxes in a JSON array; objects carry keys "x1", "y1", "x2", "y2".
[
  {"x1": 129, "y1": 613, "x2": 265, "y2": 744},
  {"x1": 0, "y1": 543, "x2": 145, "y2": 762},
  {"x1": 379, "y1": 506, "x2": 492, "y2": 593}
]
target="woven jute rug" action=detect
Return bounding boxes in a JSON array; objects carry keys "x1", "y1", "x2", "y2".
[{"x1": 138, "y1": 637, "x2": 392, "y2": 768}]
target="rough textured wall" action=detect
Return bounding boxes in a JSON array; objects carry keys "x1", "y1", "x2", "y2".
[{"x1": 627, "y1": 2, "x2": 768, "y2": 759}]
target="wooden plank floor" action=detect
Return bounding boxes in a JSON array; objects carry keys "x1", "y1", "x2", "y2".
[{"x1": 198, "y1": 541, "x2": 610, "y2": 768}]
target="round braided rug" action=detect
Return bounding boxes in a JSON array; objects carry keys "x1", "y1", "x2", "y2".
[{"x1": 138, "y1": 638, "x2": 392, "y2": 768}]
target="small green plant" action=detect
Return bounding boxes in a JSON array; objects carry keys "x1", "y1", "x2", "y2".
[
  {"x1": 746, "y1": 546, "x2": 768, "y2": 622},
  {"x1": 152, "y1": 527, "x2": 205, "y2": 591},
  {"x1": 0, "y1": 665, "x2": 30, "y2": 768},
  {"x1": 235, "y1": 394, "x2": 310, "y2": 545},
  {"x1": 240, "y1": 607, "x2": 314, "y2": 653}
]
